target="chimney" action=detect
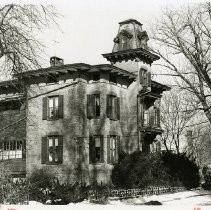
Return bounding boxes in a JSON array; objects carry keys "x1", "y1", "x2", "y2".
[{"x1": 50, "y1": 56, "x2": 64, "y2": 67}]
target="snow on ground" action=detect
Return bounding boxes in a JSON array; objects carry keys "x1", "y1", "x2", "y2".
[{"x1": 1, "y1": 190, "x2": 211, "y2": 210}]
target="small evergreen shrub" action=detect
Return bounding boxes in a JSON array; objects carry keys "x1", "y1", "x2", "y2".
[{"x1": 88, "y1": 183, "x2": 110, "y2": 204}]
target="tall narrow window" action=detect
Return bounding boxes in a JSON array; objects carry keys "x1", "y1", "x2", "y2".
[
  {"x1": 139, "y1": 68, "x2": 151, "y2": 87},
  {"x1": 43, "y1": 95, "x2": 63, "y2": 120},
  {"x1": 41, "y1": 136, "x2": 63, "y2": 164},
  {"x1": 89, "y1": 135, "x2": 103, "y2": 163},
  {"x1": 143, "y1": 105, "x2": 149, "y2": 126},
  {"x1": 48, "y1": 97, "x2": 59, "y2": 119},
  {"x1": 106, "y1": 95, "x2": 120, "y2": 120},
  {"x1": 87, "y1": 94, "x2": 100, "y2": 119},
  {"x1": 107, "y1": 136, "x2": 119, "y2": 164}
]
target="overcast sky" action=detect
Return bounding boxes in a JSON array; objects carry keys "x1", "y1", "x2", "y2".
[
  {"x1": 17, "y1": 0, "x2": 204, "y2": 67},
  {"x1": 1, "y1": 0, "x2": 205, "y2": 83}
]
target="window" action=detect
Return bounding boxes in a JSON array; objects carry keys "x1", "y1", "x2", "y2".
[
  {"x1": 139, "y1": 69, "x2": 151, "y2": 87},
  {"x1": 41, "y1": 136, "x2": 63, "y2": 164},
  {"x1": 107, "y1": 136, "x2": 119, "y2": 164},
  {"x1": 42, "y1": 95, "x2": 64, "y2": 120},
  {"x1": 144, "y1": 109, "x2": 149, "y2": 125},
  {"x1": 143, "y1": 106, "x2": 160, "y2": 127},
  {"x1": 109, "y1": 74, "x2": 117, "y2": 84},
  {"x1": 106, "y1": 95, "x2": 120, "y2": 120},
  {"x1": 0, "y1": 140, "x2": 25, "y2": 160},
  {"x1": 89, "y1": 135, "x2": 103, "y2": 163},
  {"x1": 87, "y1": 94, "x2": 100, "y2": 119}
]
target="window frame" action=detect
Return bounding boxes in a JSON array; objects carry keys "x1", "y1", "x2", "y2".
[
  {"x1": 89, "y1": 135, "x2": 104, "y2": 164},
  {"x1": 0, "y1": 140, "x2": 26, "y2": 160},
  {"x1": 87, "y1": 94, "x2": 101, "y2": 119},
  {"x1": 47, "y1": 96, "x2": 59, "y2": 120},
  {"x1": 42, "y1": 95, "x2": 64, "y2": 121},
  {"x1": 106, "y1": 94, "x2": 120, "y2": 120},
  {"x1": 107, "y1": 135, "x2": 119, "y2": 164},
  {"x1": 41, "y1": 135, "x2": 63, "y2": 165}
]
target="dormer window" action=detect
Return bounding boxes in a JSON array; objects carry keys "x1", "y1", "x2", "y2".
[
  {"x1": 118, "y1": 30, "x2": 133, "y2": 51},
  {"x1": 139, "y1": 68, "x2": 151, "y2": 87}
]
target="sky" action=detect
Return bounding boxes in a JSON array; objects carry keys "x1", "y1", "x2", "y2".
[
  {"x1": 2, "y1": 0, "x2": 200, "y2": 66},
  {"x1": 0, "y1": 0, "x2": 206, "y2": 83}
]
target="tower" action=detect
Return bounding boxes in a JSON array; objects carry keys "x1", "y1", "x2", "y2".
[{"x1": 102, "y1": 19, "x2": 159, "y2": 76}]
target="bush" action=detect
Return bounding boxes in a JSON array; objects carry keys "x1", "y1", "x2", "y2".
[
  {"x1": 202, "y1": 165, "x2": 211, "y2": 190},
  {"x1": 28, "y1": 168, "x2": 55, "y2": 203},
  {"x1": 88, "y1": 183, "x2": 110, "y2": 204},
  {"x1": 161, "y1": 152, "x2": 200, "y2": 189},
  {"x1": 111, "y1": 151, "x2": 170, "y2": 188},
  {"x1": 0, "y1": 163, "x2": 27, "y2": 204},
  {"x1": 112, "y1": 151, "x2": 200, "y2": 189}
]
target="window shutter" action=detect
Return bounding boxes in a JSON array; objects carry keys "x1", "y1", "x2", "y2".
[
  {"x1": 41, "y1": 137, "x2": 47, "y2": 164},
  {"x1": 87, "y1": 95, "x2": 95, "y2": 119},
  {"x1": 117, "y1": 97, "x2": 120, "y2": 120},
  {"x1": 148, "y1": 72, "x2": 151, "y2": 87},
  {"x1": 58, "y1": 95, "x2": 64, "y2": 118},
  {"x1": 100, "y1": 135, "x2": 104, "y2": 162},
  {"x1": 139, "y1": 103, "x2": 144, "y2": 126},
  {"x1": 22, "y1": 140, "x2": 26, "y2": 159},
  {"x1": 42, "y1": 97, "x2": 47, "y2": 120},
  {"x1": 89, "y1": 136, "x2": 95, "y2": 163},
  {"x1": 139, "y1": 69, "x2": 143, "y2": 84},
  {"x1": 106, "y1": 95, "x2": 110, "y2": 118},
  {"x1": 116, "y1": 136, "x2": 120, "y2": 163},
  {"x1": 58, "y1": 136, "x2": 63, "y2": 164},
  {"x1": 157, "y1": 108, "x2": 160, "y2": 127},
  {"x1": 107, "y1": 136, "x2": 111, "y2": 164}
]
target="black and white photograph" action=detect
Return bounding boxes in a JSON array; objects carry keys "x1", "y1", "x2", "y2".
[{"x1": 0, "y1": 0, "x2": 211, "y2": 209}]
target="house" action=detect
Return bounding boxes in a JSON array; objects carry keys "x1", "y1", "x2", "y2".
[{"x1": 0, "y1": 19, "x2": 169, "y2": 184}]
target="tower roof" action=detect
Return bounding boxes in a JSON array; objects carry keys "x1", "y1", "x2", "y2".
[{"x1": 119, "y1": 19, "x2": 143, "y2": 26}]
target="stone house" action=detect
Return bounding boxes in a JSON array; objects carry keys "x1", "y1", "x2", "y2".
[{"x1": 0, "y1": 19, "x2": 169, "y2": 184}]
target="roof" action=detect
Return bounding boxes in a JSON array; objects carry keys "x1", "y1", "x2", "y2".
[
  {"x1": 0, "y1": 63, "x2": 169, "y2": 94},
  {"x1": 18, "y1": 63, "x2": 136, "y2": 80},
  {"x1": 102, "y1": 48, "x2": 160, "y2": 64},
  {"x1": 119, "y1": 19, "x2": 143, "y2": 26},
  {"x1": 151, "y1": 80, "x2": 171, "y2": 91}
]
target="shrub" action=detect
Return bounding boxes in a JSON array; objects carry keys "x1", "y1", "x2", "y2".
[
  {"x1": 202, "y1": 165, "x2": 211, "y2": 190},
  {"x1": 0, "y1": 163, "x2": 27, "y2": 204},
  {"x1": 111, "y1": 151, "x2": 170, "y2": 188},
  {"x1": 88, "y1": 183, "x2": 110, "y2": 204},
  {"x1": 161, "y1": 152, "x2": 200, "y2": 189},
  {"x1": 49, "y1": 181, "x2": 90, "y2": 204},
  {"x1": 112, "y1": 151, "x2": 200, "y2": 189},
  {"x1": 28, "y1": 168, "x2": 55, "y2": 203}
]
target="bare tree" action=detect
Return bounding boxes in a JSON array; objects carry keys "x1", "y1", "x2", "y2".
[
  {"x1": 161, "y1": 89, "x2": 196, "y2": 153},
  {"x1": 0, "y1": 4, "x2": 59, "y2": 80},
  {"x1": 185, "y1": 124, "x2": 211, "y2": 167},
  {"x1": 151, "y1": 3, "x2": 211, "y2": 124}
]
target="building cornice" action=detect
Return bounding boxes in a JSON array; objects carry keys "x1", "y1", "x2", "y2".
[{"x1": 102, "y1": 48, "x2": 160, "y2": 64}]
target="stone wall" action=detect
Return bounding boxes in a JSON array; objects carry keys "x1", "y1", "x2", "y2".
[{"x1": 26, "y1": 70, "x2": 140, "y2": 184}]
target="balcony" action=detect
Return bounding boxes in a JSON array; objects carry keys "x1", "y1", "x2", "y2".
[{"x1": 140, "y1": 108, "x2": 163, "y2": 135}]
